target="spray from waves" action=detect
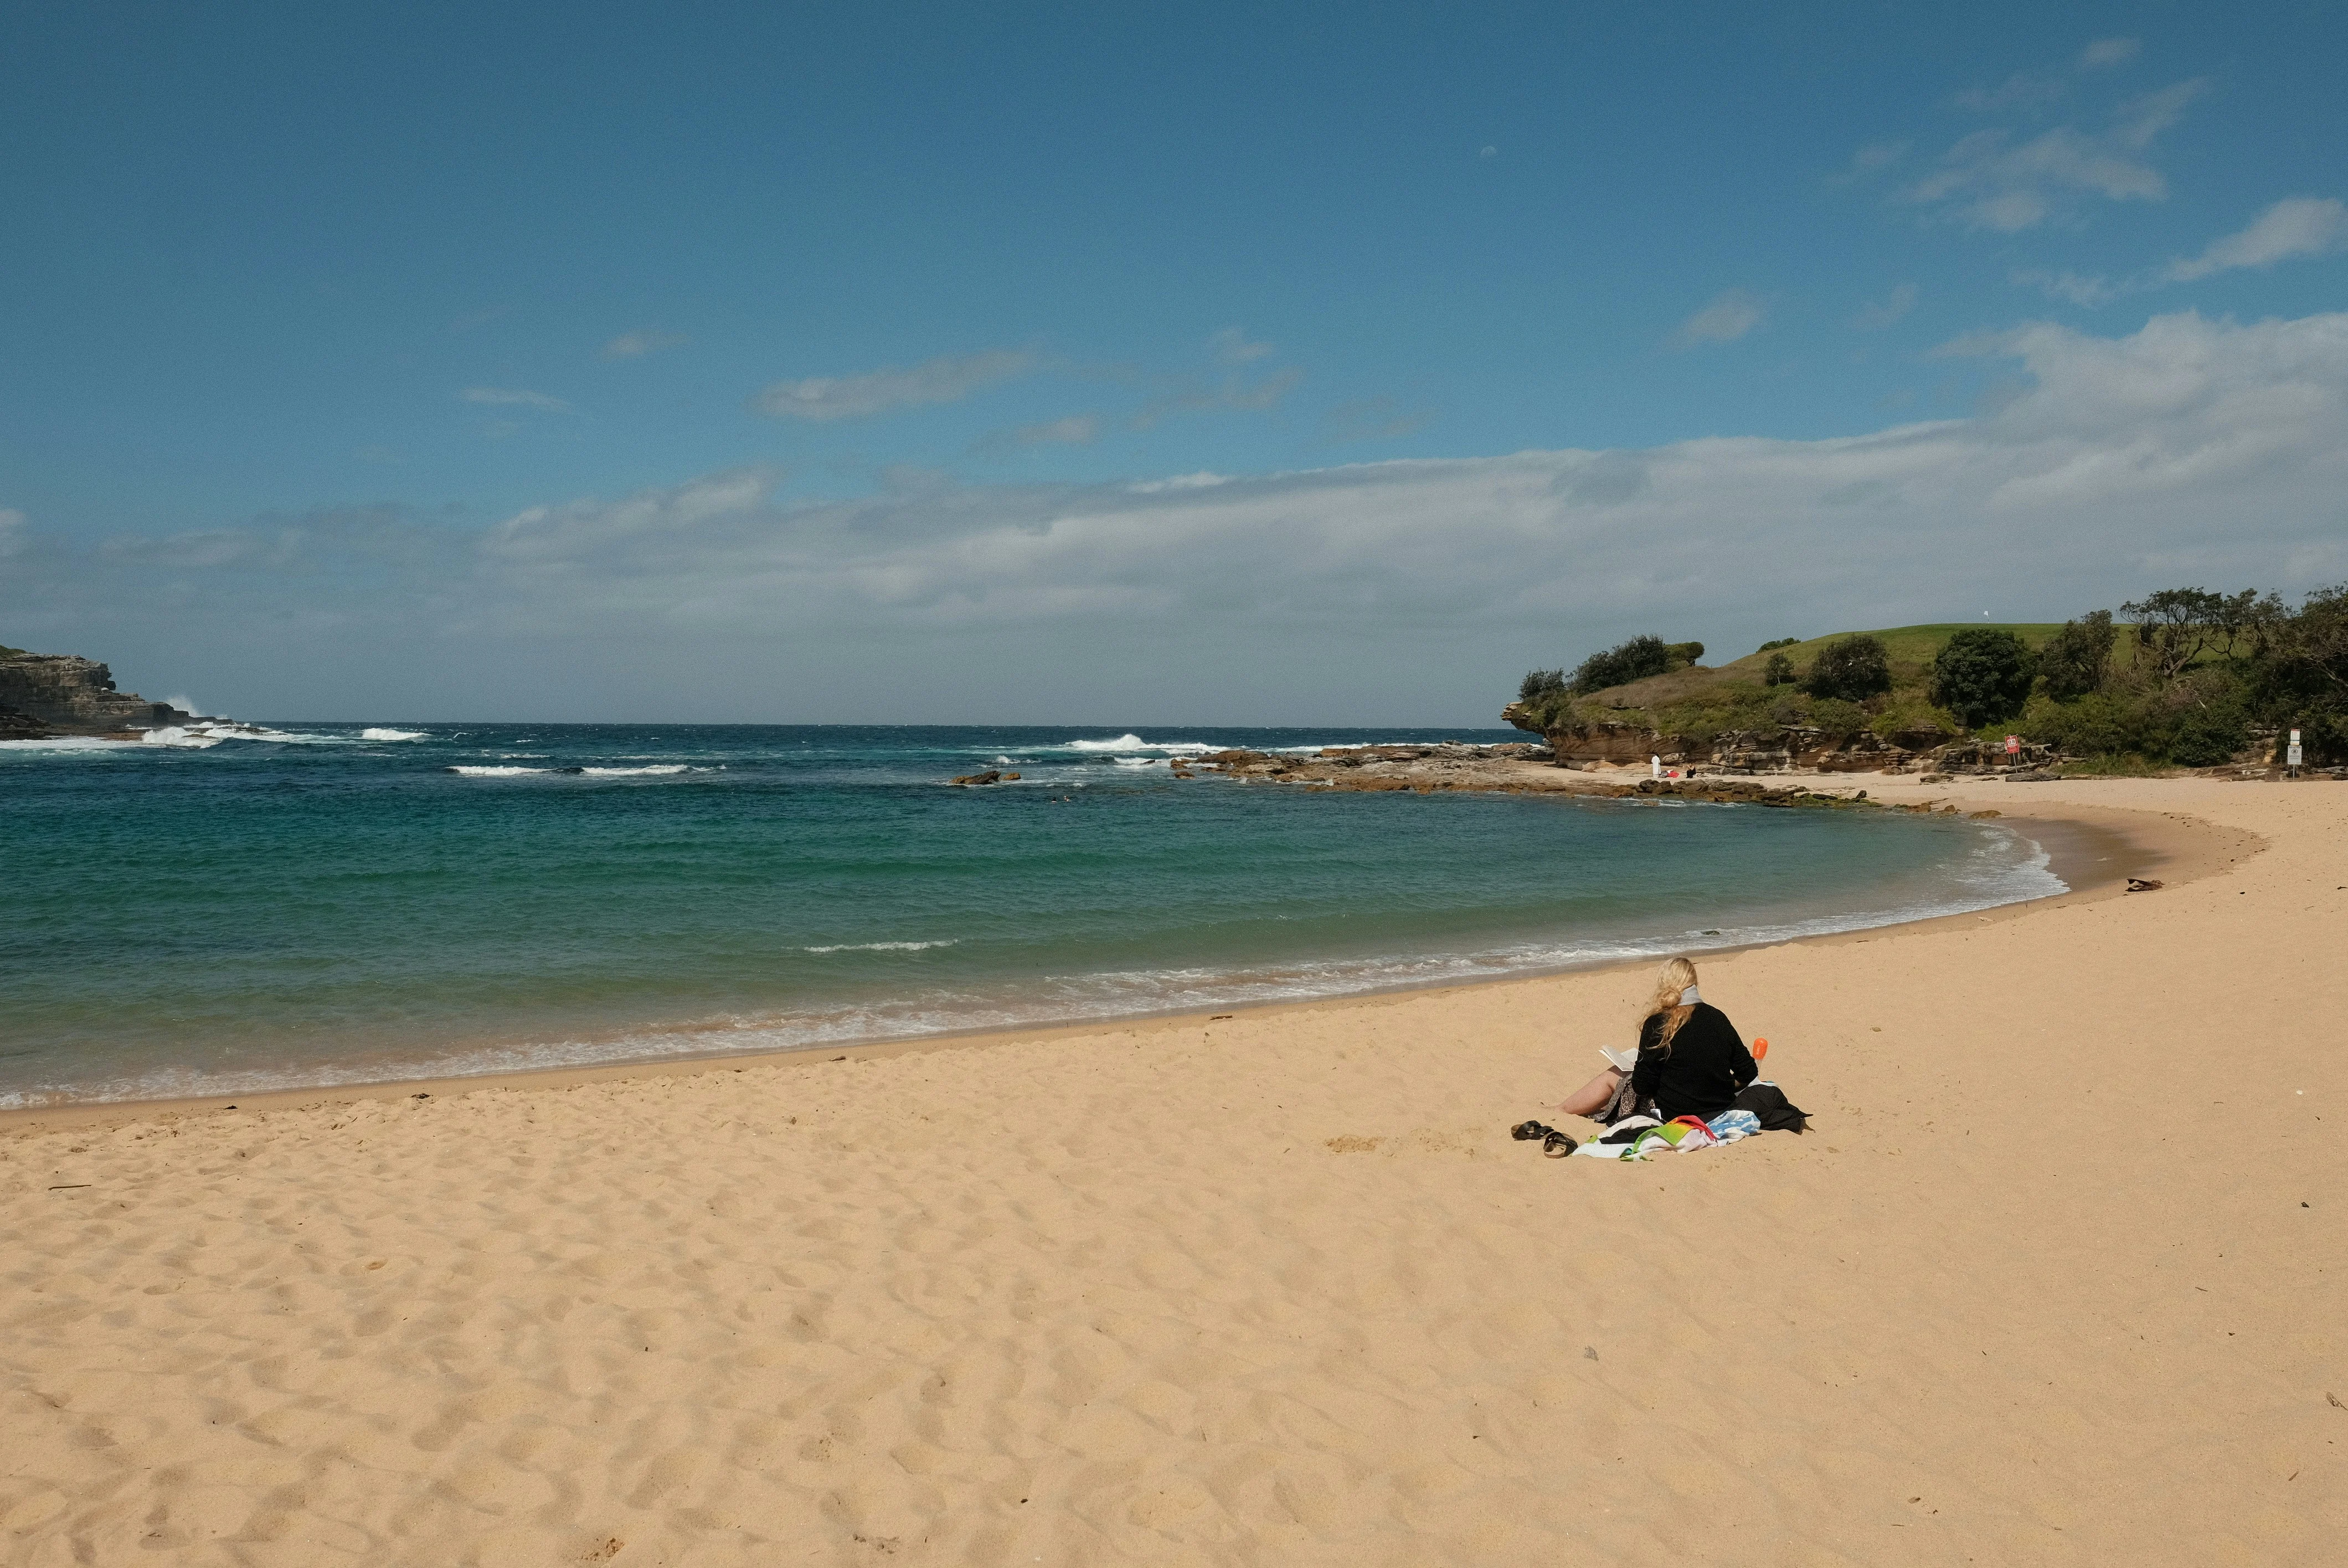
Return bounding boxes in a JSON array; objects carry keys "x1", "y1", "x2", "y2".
[
  {"x1": 139, "y1": 726, "x2": 224, "y2": 749},
  {"x1": 1062, "y1": 734, "x2": 1227, "y2": 755},
  {"x1": 362, "y1": 728, "x2": 429, "y2": 741},
  {"x1": 580, "y1": 764, "x2": 702, "y2": 776},
  {"x1": 801, "y1": 940, "x2": 960, "y2": 954},
  {"x1": 446, "y1": 765, "x2": 549, "y2": 776},
  {"x1": 0, "y1": 735, "x2": 142, "y2": 754}
]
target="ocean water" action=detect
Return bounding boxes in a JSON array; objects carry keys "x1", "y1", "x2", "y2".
[{"x1": 0, "y1": 723, "x2": 2060, "y2": 1108}]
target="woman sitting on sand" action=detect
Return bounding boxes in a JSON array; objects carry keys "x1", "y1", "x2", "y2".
[{"x1": 1557, "y1": 956, "x2": 1758, "y2": 1126}]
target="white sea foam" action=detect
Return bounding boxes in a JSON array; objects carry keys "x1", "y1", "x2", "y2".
[
  {"x1": 1063, "y1": 734, "x2": 1224, "y2": 755},
  {"x1": 581, "y1": 765, "x2": 695, "y2": 776},
  {"x1": 446, "y1": 765, "x2": 549, "y2": 776},
  {"x1": 0, "y1": 735, "x2": 140, "y2": 753},
  {"x1": 138, "y1": 725, "x2": 224, "y2": 749},
  {"x1": 802, "y1": 940, "x2": 959, "y2": 954},
  {"x1": 362, "y1": 727, "x2": 429, "y2": 741}
]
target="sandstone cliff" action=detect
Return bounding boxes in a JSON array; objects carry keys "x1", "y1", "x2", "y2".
[{"x1": 0, "y1": 650, "x2": 197, "y2": 737}]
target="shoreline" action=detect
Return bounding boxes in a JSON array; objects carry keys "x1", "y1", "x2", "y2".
[
  {"x1": 0, "y1": 784, "x2": 2232, "y2": 1135},
  {"x1": 7, "y1": 771, "x2": 2339, "y2": 1564}
]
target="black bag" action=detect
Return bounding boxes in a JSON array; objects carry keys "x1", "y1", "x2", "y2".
[{"x1": 1731, "y1": 1081, "x2": 1809, "y2": 1133}]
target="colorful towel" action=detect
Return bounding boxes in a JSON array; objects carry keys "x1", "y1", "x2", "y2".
[{"x1": 1575, "y1": 1107, "x2": 1760, "y2": 1160}]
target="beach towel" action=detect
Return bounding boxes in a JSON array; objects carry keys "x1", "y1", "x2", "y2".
[{"x1": 1574, "y1": 1107, "x2": 1758, "y2": 1160}]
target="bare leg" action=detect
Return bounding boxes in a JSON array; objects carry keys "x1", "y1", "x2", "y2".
[{"x1": 1557, "y1": 1067, "x2": 1623, "y2": 1120}]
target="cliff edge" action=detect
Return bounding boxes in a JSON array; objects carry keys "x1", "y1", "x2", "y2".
[{"x1": 0, "y1": 649, "x2": 197, "y2": 738}]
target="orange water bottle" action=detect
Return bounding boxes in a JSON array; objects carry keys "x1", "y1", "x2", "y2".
[{"x1": 1752, "y1": 1036, "x2": 1769, "y2": 1061}]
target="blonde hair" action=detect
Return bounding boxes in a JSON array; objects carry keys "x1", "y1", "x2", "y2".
[{"x1": 1641, "y1": 957, "x2": 1700, "y2": 1055}]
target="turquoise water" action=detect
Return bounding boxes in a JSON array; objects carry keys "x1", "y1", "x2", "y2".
[{"x1": 0, "y1": 723, "x2": 2059, "y2": 1107}]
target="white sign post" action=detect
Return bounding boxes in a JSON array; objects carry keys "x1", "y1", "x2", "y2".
[{"x1": 2288, "y1": 728, "x2": 2303, "y2": 776}]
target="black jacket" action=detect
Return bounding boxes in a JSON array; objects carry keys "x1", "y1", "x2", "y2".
[{"x1": 1629, "y1": 1002, "x2": 1759, "y2": 1122}]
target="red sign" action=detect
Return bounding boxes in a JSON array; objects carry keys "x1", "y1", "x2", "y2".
[{"x1": 2004, "y1": 735, "x2": 2021, "y2": 755}]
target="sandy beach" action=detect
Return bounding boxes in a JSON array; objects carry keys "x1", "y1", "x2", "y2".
[{"x1": 4, "y1": 773, "x2": 2343, "y2": 1565}]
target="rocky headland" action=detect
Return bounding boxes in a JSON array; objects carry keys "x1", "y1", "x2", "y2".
[
  {"x1": 0, "y1": 647, "x2": 199, "y2": 739},
  {"x1": 1175, "y1": 742, "x2": 1922, "y2": 808}
]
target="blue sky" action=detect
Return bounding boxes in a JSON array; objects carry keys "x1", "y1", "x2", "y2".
[{"x1": 4, "y1": 1, "x2": 2347, "y2": 721}]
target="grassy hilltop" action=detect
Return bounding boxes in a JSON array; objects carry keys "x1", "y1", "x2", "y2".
[
  {"x1": 1520, "y1": 587, "x2": 2348, "y2": 770},
  {"x1": 1581, "y1": 624, "x2": 2066, "y2": 713}
]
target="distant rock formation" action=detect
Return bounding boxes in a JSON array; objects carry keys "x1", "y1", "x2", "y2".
[{"x1": 0, "y1": 649, "x2": 198, "y2": 738}]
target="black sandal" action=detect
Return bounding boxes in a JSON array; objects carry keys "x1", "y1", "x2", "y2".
[{"x1": 1511, "y1": 1120, "x2": 1579, "y2": 1157}]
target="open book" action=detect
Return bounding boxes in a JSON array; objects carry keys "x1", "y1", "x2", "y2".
[{"x1": 1598, "y1": 1044, "x2": 1639, "y2": 1074}]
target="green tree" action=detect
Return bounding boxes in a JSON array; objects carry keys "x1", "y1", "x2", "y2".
[
  {"x1": 1762, "y1": 651, "x2": 1796, "y2": 687},
  {"x1": 1570, "y1": 635, "x2": 1676, "y2": 694},
  {"x1": 2037, "y1": 611, "x2": 2115, "y2": 700},
  {"x1": 2256, "y1": 582, "x2": 2348, "y2": 763},
  {"x1": 2120, "y1": 587, "x2": 2278, "y2": 681},
  {"x1": 1930, "y1": 628, "x2": 2038, "y2": 729},
  {"x1": 1514, "y1": 668, "x2": 1575, "y2": 729},
  {"x1": 1755, "y1": 637, "x2": 1800, "y2": 653},
  {"x1": 1801, "y1": 635, "x2": 1892, "y2": 702}
]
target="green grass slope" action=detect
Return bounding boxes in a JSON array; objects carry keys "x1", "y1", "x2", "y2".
[{"x1": 1580, "y1": 623, "x2": 2074, "y2": 724}]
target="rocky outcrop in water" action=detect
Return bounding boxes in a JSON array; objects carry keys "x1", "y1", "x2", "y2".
[{"x1": 0, "y1": 650, "x2": 197, "y2": 737}]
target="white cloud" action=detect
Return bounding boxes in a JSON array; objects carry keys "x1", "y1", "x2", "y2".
[
  {"x1": 461, "y1": 386, "x2": 573, "y2": 412},
  {"x1": 1906, "y1": 78, "x2": 2206, "y2": 230},
  {"x1": 752, "y1": 349, "x2": 1035, "y2": 421},
  {"x1": 601, "y1": 328, "x2": 688, "y2": 360},
  {"x1": 2011, "y1": 197, "x2": 2348, "y2": 305},
  {"x1": 2081, "y1": 38, "x2": 2141, "y2": 69},
  {"x1": 1207, "y1": 327, "x2": 1274, "y2": 365},
  {"x1": 2165, "y1": 198, "x2": 2348, "y2": 281},
  {"x1": 24, "y1": 312, "x2": 2348, "y2": 723},
  {"x1": 1671, "y1": 290, "x2": 1764, "y2": 347},
  {"x1": 1851, "y1": 283, "x2": 1918, "y2": 329}
]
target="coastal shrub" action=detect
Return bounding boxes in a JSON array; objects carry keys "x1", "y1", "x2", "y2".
[
  {"x1": 1514, "y1": 668, "x2": 1576, "y2": 729},
  {"x1": 1762, "y1": 651, "x2": 1796, "y2": 687},
  {"x1": 2254, "y1": 581, "x2": 2348, "y2": 764},
  {"x1": 1800, "y1": 635, "x2": 1892, "y2": 702},
  {"x1": 2156, "y1": 667, "x2": 2252, "y2": 767},
  {"x1": 1868, "y1": 696, "x2": 1958, "y2": 744},
  {"x1": 1570, "y1": 634, "x2": 1676, "y2": 694},
  {"x1": 2020, "y1": 692, "x2": 2168, "y2": 761},
  {"x1": 1930, "y1": 628, "x2": 2038, "y2": 729},
  {"x1": 1755, "y1": 637, "x2": 1800, "y2": 653},
  {"x1": 2037, "y1": 611, "x2": 2115, "y2": 700},
  {"x1": 1666, "y1": 641, "x2": 1705, "y2": 668},
  {"x1": 1806, "y1": 698, "x2": 1868, "y2": 739}
]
